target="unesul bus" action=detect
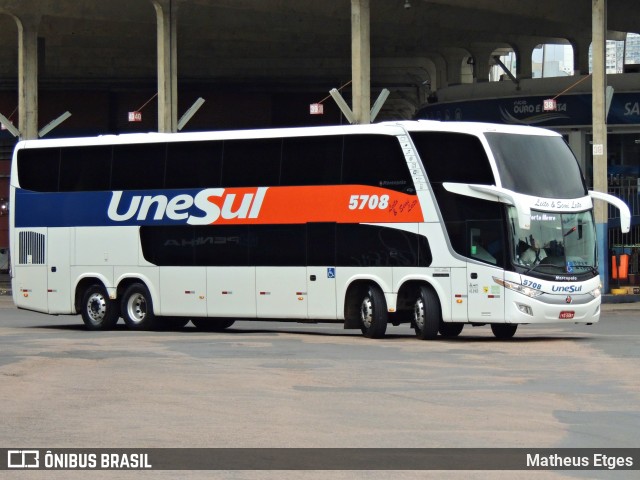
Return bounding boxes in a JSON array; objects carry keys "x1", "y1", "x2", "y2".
[{"x1": 10, "y1": 120, "x2": 630, "y2": 339}]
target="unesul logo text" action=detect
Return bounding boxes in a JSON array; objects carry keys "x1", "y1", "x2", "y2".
[{"x1": 107, "y1": 187, "x2": 267, "y2": 224}]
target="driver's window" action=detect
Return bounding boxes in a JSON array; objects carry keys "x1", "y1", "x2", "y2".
[{"x1": 468, "y1": 221, "x2": 505, "y2": 267}]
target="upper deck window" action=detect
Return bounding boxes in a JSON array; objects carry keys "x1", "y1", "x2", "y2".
[
  {"x1": 409, "y1": 132, "x2": 494, "y2": 185},
  {"x1": 486, "y1": 133, "x2": 587, "y2": 199}
]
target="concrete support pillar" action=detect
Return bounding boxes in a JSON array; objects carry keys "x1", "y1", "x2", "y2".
[
  {"x1": 592, "y1": 0, "x2": 609, "y2": 290},
  {"x1": 430, "y1": 54, "x2": 448, "y2": 90},
  {"x1": 152, "y1": 0, "x2": 178, "y2": 133},
  {"x1": 443, "y1": 50, "x2": 466, "y2": 85},
  {"x1": 513, "y1": 41, "x2": 538, "y2": 80},
  {"x1": 468, "y1": 47, "x2": 494, "y2": 83},
  {"x1": 570, "y1": 36, "x2": 592, "y2": 75},
  {"x1": 567, "y1": 130, "x2": 587, "y2": 177},
  {"x1": 351, "y1": 0, "x2": 370, "y2": 124},
  {"x1": 15, "y1": 14, "x2": 40, "y2": 140}
]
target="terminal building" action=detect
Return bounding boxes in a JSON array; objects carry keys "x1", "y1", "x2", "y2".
[{"x1": 1, "y1": 0, "x2": 639, "y2": 287}]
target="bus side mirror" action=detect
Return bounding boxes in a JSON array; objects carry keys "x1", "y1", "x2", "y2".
[
  {"x1": 588, "y1": 190, "x2": 631, "y2": 233},
  {"x1": 443, "y1": 182, "x2": 531, "y2": 230}
]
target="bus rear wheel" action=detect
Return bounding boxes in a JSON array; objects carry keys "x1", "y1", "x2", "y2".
[
  {"x1": 191, "y1": 318, "x2": 235, "y2": 331},
  {"x1": 491, "y1": 323, "x2": 518, "y2": 339},
  {"x1": 413, "y1": 286, "x2": 440, "y2": 340},
  {"x1": 359, "y1": 285, "x2": 388, "y2": 339},
  {"x1": 121, "y1": 283, "x2": 156, "y2": 330},
  {"x1": 81, "y1": 285, "x2": 119, "y2": 331}
]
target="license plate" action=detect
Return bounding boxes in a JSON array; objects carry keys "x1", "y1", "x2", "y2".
[{"x1": 559, "y1": 311, "x2": 575, "y2": 319}]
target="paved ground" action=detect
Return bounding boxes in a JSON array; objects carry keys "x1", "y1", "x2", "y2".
[{"x1": 0, "y1": 293, "x2": 639, "y2": 479}]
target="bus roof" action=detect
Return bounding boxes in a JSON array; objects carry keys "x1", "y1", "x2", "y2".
[{"x1": 14, "y1": 120, "x2": 559, "y2": 150}]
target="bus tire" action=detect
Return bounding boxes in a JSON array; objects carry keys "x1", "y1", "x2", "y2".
[
  {"x1": 413, "y1": 285, "x2": 440, "y2": 340},
  {"x1": 121, "y1": 283, "x2": 156, "y2": 330},
  {"x1": 439, "y1": 322, "x2": 464, "y2": 338},
  {"x1": 81, "y1": 284, "x2": 119, "y2": 331},
  {"x1": 359, "y1": 285, "x2": 388, "y2": 339},
  {"x1": 191, "y1": 318, "x2": 235, "y2": 331},
  {"x1": 491, "y1": 323, "x2": 518, "y2": 339}
]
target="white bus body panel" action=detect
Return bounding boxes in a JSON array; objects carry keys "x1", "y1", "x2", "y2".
[
  {"x1": 449, "y1": 268, "x2": 468, "y2": 322},
  {"x1": 74, "y1": 226, "x2": 140, "y2": 267},
  {"x1": 47, "y1": 228, "x2": 72, "y2": 314},
  {"x1": 207, "y1": 267, "x2": 256, "y2": 318},
  {"x1": 159, "y1": 267, "x2": 207, "y2": 317},
  {"x1": 256, "y1": 267, "x2": 307, "y2": 318}
]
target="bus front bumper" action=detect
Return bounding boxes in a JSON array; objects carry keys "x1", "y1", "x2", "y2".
[{"x1": 504, "y1": 290, "x2": 601, "y2": 325}]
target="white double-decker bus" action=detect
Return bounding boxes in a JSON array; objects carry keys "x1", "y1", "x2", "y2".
[{"x1": 9, "y1": 121, "x2": 630, "y2": 339}]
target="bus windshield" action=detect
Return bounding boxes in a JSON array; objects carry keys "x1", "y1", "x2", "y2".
[
  {"x1": 486, "y1": 133, "x2": 587, "y2": 199},
  {"x1": 509, "y1": 208, "x2": 597, "y2": 275}
]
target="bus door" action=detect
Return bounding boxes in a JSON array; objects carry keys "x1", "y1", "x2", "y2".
[
  {"x1": 465, "y1": 225, "x2": 505, "y2": 323},
  {"x1": 307, "y1": 266, "x2": 338, "y2": 320},
  {"x1": 47, "y1": 228, "x2": 72, "y2": 313},
  {"x1": 306, "y1": 224, "x2": 338, "y2": 320}
]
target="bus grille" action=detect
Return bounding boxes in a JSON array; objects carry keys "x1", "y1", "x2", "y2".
[{"x1": 18, "y1": 231, "x2": 46, "y2": 265}]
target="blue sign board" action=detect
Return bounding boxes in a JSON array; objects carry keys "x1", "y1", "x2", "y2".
[{"x1": 416, "y1": 92, "x2": 640, "y2": 127}]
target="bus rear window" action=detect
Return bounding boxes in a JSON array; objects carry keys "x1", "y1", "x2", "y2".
[{"x1": 17, "y1": 148, "x2": 60, "y2": 192}]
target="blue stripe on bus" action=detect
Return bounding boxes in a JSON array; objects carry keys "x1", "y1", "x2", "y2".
[{"x1": 14, "y1": 189, "x2": 201, "y2": 227}]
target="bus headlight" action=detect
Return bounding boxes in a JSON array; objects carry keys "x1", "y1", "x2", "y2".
[
  {"x1": 493, "y1": 277, "x2": 544, "y2": 298},
  {"x1": 588, "y1": 286, "x2": 602, "y2": 298}
]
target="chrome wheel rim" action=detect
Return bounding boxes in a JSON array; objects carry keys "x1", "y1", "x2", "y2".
[
  {"x1": 414, "y1": 297, "x2": 425, "y2": 331},
  {"x1": 126, "y1": 293, "x2": 147, "y2": 324},
  {"x1": 360, "y1": 294, "x2": 373, "y2": 329},
  {"x1": 87, "y1": 293, "x2": 106, "y2": 323}
]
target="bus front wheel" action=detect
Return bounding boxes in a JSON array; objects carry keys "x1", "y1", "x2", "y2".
[
  {"x1": 491, "y1": 323, "x2": 518, "y2": 339},
  {"x1": 413, "y1": 286, "x2": 440, "y2": 340},
  {"x1": 81, "y1": 285, "x2": 119, "y2": 331},
  {"x1": 359, "y1": 285, "x2": 388, "y2": 339},
  {"x1": 121, "y1": 283, "x2": 156, "y2": 330}
]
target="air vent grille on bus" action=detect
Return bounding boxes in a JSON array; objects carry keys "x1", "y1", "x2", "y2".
[{"x1": 18, "y1": 231, "x2": 46, "y2": 265}]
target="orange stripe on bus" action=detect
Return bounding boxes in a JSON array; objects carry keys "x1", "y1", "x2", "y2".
[{"x1": 207, "y1": 185, "x2": 423, "y2": 225}]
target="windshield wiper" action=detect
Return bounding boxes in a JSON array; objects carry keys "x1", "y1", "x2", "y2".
[{"x1": 522, "y1": 261, "x2": 566, "y2": 276}]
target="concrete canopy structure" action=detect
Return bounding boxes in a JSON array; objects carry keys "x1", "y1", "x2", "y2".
[
  {"x1": 0, "y1": 0, "x2": 639, "y2": 134},
  {"x1": 1, "y1": 0, "x2": 639, "y2": 286}
]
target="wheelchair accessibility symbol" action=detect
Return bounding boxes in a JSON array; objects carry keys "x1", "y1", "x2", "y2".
[{"x1": 327, "y1": 268, "x2": 336, "y2": 279}]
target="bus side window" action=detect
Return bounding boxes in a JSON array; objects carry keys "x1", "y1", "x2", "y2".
[
  {"x1": 281, "y1": 136, "x2": 342, "y2": 186},
  {"x1": 17, "y1": 148, "x2": 61, "y2": 192},
  {"x1": 112, "y1": 143, "x2": 166, "y2": 190},
  {"x1": 342, "y1": 134, "x2": 415, "y2": 193},
  {"x1": 468, "y1": 223, "x2": 504, "y2": 266},
  {"x1": 249, "y1": 225, "x2": 306, "y2": 266},
  {"x1": 166, "y1": 141, "x2": 223, "y2": 189},
  {"x1": 60, "y1": 146, "x2": 112, "y2": 191},
  {"x1": 222, "y1": 138, "x2": 282, "y2": 188}
]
